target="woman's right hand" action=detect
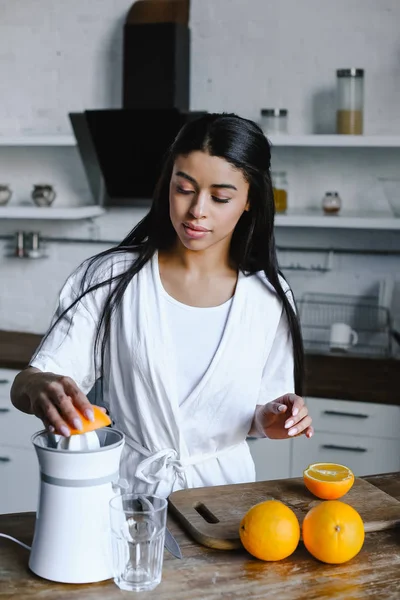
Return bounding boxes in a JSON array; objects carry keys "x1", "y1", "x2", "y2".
[{"x1": 22, "y1": 369, "x2": 95, "y2": 437}]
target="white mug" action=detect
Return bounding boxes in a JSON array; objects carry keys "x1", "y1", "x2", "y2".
[{"x1": 329, "y1": 322, "x2": 358, "y2": 351}]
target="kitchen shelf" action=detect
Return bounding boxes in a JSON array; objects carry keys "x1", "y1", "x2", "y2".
[
  {"x1": 0, "y1": 135, "x2": 76, "y2": 147},
  {"x1": 2, "y1": 135, "x2": 399, "y2": 148},
  {"x1": 274, "y1": 211, "x2": 400, "y2": 230},
  {"x1": 268, "y1": 135, "x2": 400, "y2": 148},
  {"x1": 0, "y1": 206, "x2": 104, "y2": 220}
]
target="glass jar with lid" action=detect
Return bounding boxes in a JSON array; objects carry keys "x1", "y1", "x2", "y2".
[
  {"x1": 336, "y1": 69, "x2": 364, "y2": 135},
  {"x1": 322, "y1": 191, "x2": 342, "y2": 215},
  {"x1": 260, "y1": 109, "x2": 288, "y2": 135},
  {"x1": 271, "y1": 171, "x2": 288, "y2": 213}
]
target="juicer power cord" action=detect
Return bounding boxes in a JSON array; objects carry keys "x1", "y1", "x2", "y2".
[{"x1": 0, "y1": 533, "x2": 31, "y2": 551}]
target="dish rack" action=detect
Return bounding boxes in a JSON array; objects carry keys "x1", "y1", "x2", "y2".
[{"x1": 298, "y1": 292, "x2": 393, "y2": 358}]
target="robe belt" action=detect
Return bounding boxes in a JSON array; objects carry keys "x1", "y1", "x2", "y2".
[{"x1": 124, "y1": 437, "x2": 245, "y2": 488}]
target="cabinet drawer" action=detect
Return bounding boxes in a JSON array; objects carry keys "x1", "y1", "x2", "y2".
[
  {"x1": 291, "y1": 432, "x2": 400, "y2": 478},
  {"x1": 0, "y1": 444, "x2": 39, "y2": 514},
  {"x1": 0, "y1": 369, "x2": 17, "y2": 402},
  {"x1": 0, "y1": 404, "x2": 42, "y2": 447},
  {"x1": 306, "y1": 397, "x2": 400, "y2": 440},
  {"x1": 248, "y1": 438, "x2": 291, "y2": 481}
]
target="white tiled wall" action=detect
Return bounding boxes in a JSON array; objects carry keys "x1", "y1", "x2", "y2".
[{"x1": 0, "y1": 0, "x2": 399, "y2": 336}]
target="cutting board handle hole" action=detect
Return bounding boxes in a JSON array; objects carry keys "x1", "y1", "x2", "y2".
[{"x1": 193, "y1": 502, "x2": 219, "y2": 523}]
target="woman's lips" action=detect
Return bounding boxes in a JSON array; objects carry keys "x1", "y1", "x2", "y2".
[{"x1": 182, "y1": 223, "x2": 210, "y2": 239}]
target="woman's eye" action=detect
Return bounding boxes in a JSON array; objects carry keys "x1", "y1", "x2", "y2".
[
  {"x1": 212, "y1": 196, "x2": 230, "y2": 204},
  {"x1": 177, "y1": 186, "x2": 193, "y2": 195}
]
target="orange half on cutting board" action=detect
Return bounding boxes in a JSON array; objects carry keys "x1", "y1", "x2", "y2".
[
  {"x1": 303, "y1": 463, "x2": 355, "y2": 500},
  {"x1": 69, "y1": 406, "x2": 111, "y2": 435}
]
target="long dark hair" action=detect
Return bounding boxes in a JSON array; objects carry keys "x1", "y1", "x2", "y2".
[{"x1": 41, "y1": 113, "x2": 304, "y2": 396}]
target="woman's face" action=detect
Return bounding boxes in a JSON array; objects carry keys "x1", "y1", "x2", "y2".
[{"x1": 169, "y1": 151, "x2": 250, "y2": 253}]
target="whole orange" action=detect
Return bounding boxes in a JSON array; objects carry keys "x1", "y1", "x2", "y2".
[
  {"x1": 302, "y1": 500, "x2": 365, "y2": 564},
  {"x1": 239, "y1": 500, "x2": 300, "y2": 561},
  {"x1": 303, "y1": 463, "x2": 354, "y2": 500}
]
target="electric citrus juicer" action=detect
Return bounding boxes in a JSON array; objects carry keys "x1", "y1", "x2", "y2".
[{"x1": 28, "y1": 420, "x2": 126, "y2": 584}]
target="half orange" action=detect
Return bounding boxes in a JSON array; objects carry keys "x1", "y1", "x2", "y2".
[
  {"x1": 69, "y1": 405, "x2": 111, "y2": 435},
  {"x1": 303, "y1": 463, "x2": 355, "y2": 500}
]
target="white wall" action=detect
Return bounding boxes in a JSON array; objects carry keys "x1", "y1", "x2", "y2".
[
  {"x1": 0, "y1": 0, "x2": 399, "y2": 342},
  {"x1": 1, "y1": 0, "x2": 399, "y2": 135}
]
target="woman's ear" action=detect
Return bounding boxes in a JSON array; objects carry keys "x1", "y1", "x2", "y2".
[{"x1": 244, "y1": 201, "x2": 250, "y2": 212}]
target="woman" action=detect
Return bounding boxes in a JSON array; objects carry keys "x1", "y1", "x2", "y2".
[{"x1": 11, "y1": 113, "x2": 313, "y2": 497}]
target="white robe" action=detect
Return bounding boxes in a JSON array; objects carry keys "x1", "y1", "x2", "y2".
[{"x1": 31, "y1": 251, "x2": 295, "y2": 497}]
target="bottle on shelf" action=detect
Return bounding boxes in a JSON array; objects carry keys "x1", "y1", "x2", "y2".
[
  {"x1": 271, "y1": 171, "x2": 288, "y2": 213},
  {"x1": 336, "y1": 68, "x2": 364, "y2": 135}
]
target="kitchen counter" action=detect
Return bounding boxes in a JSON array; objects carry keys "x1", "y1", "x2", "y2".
[
  {"x1": 0, "y1": 473, "x2": 399, "y2": 599},
  {"x1": 304, "y1": 352, "x2": 399, "y2": 406},
  {"x1": 1, "y1": 329, "x2": 399, "y2": 406},
  {"x1": 0, "y1": 330, "x2": 41, "y2": 370}
]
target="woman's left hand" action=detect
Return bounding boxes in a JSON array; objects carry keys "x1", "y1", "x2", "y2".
[{"x1": 254, "y1": 393, "x2": 314, "y2": 440}]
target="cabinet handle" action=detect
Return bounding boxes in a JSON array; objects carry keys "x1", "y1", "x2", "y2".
[
  {"x1": 323, "y1": 410, "x2": 369, "y2": 419},
  {"x1": 321, "y1": 444, "x2": 367, "y2": 453},
  {"x1": 0, "y1": 456, "x2": 11, "y2": 463},
  {"x1": 0, "y1": 408, "x2": 10, "y2": 414},
  {"x1": 0, "y1": 379, "x2": 10, "y2": 385}
]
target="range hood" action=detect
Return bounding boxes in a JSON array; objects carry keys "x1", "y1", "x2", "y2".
[
  {"x1": 69, "y1": 108, "x2": 205, "y2": 207},
  {"x1": 69, "y1": 0, "x2": 206, "y2": 208}
]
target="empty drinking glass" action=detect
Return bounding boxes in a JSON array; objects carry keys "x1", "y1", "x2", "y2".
[{"x1": 109, "y1": 494, "x2": 167, "y2": 592}]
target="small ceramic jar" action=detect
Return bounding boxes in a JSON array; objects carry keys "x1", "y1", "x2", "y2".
[
  {"x1": 32, "y1": 184, "x2": 56, "y2": 207},
  {"x1": 322, "y1": 191, "x2": 342, "y2": 215},
  {"x1": 0, "y1": 184, "x2": 12, "y2": 206}
]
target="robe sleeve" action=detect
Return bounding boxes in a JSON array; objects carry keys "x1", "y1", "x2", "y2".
[
  {"x1": 29, "y1": 265, "x2": 102, "y2": 395},
  {"x1": 257, "y1": 303, "x2": 295, "y2": 404}
]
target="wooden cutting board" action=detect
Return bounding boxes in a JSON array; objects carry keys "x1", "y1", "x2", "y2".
[{"x1": 168, "y1": 477, "x2": 400, "y2": 550}]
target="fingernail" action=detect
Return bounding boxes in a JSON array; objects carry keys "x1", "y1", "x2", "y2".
[
  {"x1": 60, "y1": 425, "x2": 70, "y2": 437},
  {"x1": 288, "y1": 427, "x2": 298, "y2": 436},
  {"x1": 73, "y1": 418, "x2": 83, "y2": 431},
  {"x1": 292, "y1": 408, "x2": 299, "y2": 416},
  {"x1": 308, "y1": 431, "x2": 313, "y2": 438},
  {"x1": 84, "y1": 409, "x2": 94, "y2": 422},
  {"x1": 278, "y1": 405, "x2": 286, "y2": 412},
  {"x1": 285, "y1": 419, "x2": 294, "y2": 429},
  {"x1": 48, "y1": 425, "x2": 55, "y2": 433}
]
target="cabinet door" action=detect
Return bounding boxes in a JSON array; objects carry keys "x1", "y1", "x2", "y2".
[
  {"x1": 291, "y1": 432, "x2": 400, "y2": 478},
  {"x1": 247, "y1": 438, "x2": 291, "y2": 481},
  {"x1": 0, "y1": 401, "x2": 42, "y2": 447},
  {"x1": 0, "y1": 445, "x2": 39, "y2": 514}
]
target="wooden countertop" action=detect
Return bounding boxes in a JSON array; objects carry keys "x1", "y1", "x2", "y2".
[
  {"x1": 0, "y1": 473, "x2": 399, "y2": 599},
  {"x1": 1, "y1": 329, "x2": 399, "y2": 405}
]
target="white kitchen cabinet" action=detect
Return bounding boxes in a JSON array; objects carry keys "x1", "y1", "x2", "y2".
[
  {"x1": 0, "y1": 400, "x2": 42, "y2": 447},
  {"x1": 290, "y1": 396, "x2": 400, "y2": 478},
  {"x1": 0, "y1": 369, "x2": 16, "y2": 399},
  {"x1": 0, "y1": 444, "x2": 40, "y2": 513},
  {"x1": 247, "y1": 437, "x2": 291, "y2": 481},
  {"x1": 305, "y1": 396, "x2": 400, "y2": 440},
  {"x1": 0, "y1": 368, "x2": 41, "y2": 514}
]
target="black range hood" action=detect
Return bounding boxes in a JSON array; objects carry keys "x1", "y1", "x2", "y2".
[
  {"x1": 70, "y1": 0, "x2": 206, "y2": 208},
  {"x1": 69, "y1": 109, "x2": 205, "y2": 207}
]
